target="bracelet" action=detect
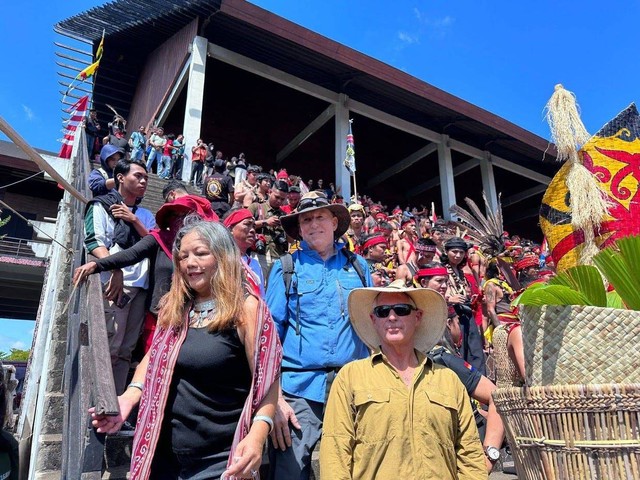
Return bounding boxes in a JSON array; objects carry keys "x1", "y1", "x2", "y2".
[
  {"x1": 127, "y1": 382, "x2": 144, "y2": 392},
  {"x1": 252, "y1": 415, "x2": 274, "y2": 434}
]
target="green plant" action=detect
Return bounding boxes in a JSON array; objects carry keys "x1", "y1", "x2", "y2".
[{"x1": 514, "y1": 235, "x2": 640, "y2": 310}]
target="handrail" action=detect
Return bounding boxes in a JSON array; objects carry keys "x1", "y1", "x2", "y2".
[
  {"x1": 85, "y1": 268, "x2": 120, "y2": 417},
  {"x1": 0, "y1": 115, "x2": 88, "y2": 204}
]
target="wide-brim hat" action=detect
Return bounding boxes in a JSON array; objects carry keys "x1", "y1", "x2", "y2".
[
  {"x1": 155, "y1": 194, "x2": 219, "y2": 228},
  {"x1": 348, "y1": 279, "x2": 447, "y2": 352},
  {"x1": 280, "y1": 191, "x2": 350, "y2": 241}
]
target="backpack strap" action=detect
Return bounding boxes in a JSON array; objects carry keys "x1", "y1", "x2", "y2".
[
  {"x1": 280, "y1": 253, "x2": 302, "y2": 335},
  {"x1": 98, "y1": 167, "x2": 109, "y2": 180},
  {"x1": 341, "y1": 247, "x2": 367, "y2": 287}
]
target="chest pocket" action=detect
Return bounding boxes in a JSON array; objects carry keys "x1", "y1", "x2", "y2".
[
  {"x1": 337, "y1": 266, "x2": 364, "y2": 291},
  {"x1": 424, "y1": 390, "x2": 458, "y2": 448},
  {"x1": 353, "y1": 389, "x2": 393, "y2": 442}
]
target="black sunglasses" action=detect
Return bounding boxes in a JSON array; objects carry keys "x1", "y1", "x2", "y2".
[{"x1": 373, "y1": 303, "x2": 417, "y2": 318}]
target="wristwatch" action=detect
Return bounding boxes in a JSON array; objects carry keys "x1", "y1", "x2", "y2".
[{"x1": 484, "y1": 446, "x2": 500, "y2": 462}]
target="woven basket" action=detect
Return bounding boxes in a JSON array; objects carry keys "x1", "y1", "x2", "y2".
[
  {"x1": 520, "y1": 305, "x2": 640, "y2": 386},
  {"x1": 494, "y1": 384, "x2": 640, "y2": 480}
]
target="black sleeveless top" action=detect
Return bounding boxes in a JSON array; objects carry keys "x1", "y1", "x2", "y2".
[{"x1": 164, "y1": 325, "x2": 252, "y2": 455}]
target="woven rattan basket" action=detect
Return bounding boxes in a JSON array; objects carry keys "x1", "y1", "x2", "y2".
[
  {"x1": 494, "y1": 384, "x2": 640, "y2": 480},
  {"x1": 519, "y1": 305, "x2": 640, "y2": 386}
]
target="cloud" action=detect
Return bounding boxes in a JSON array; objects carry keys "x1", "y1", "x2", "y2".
[
  {"x1": 398, "y1": 31, "x2": 420, "y2": 45},
  {"x1": 22, "y1": 104, "x2": 35, "y2": 121},
  {"x1": 11, "y1": 340, "x2": 26, "y2": 349}
]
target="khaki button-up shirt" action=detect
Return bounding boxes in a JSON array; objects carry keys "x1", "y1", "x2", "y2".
[{"x1": 320, "y1": 349, "x2": 487, "y2": 480}]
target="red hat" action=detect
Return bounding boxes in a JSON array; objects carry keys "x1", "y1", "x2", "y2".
[
  {"x1": 374, "y1": 212, "x2": 388, "y2": 221},
  {"x1": 155, "y1": 195, "x2": 218, "y2": 228},
  {"x1": 223, "y1": 208, "x2": 253, "y2": 229},
  {"x1": 514, "y1": 255, "x2": 539, "y2": 272},
  {"x1": 370, "y1": 204, "x2": 382, "y2": 213},
  {"x1": 276, "y1": 169, "x2": 289, "y2": 181},
  {"x1": 392, "y1": 207, "x2": 402, "y2": 216}
]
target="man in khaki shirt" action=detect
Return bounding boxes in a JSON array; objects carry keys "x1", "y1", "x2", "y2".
[{"x1": 320, "y1": 280, "x2": 487, "y2": 480}]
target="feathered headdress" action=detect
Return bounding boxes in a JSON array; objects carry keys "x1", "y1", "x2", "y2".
[{"x1": 449, "y1": 192, "x2": 505, "y2": 259}]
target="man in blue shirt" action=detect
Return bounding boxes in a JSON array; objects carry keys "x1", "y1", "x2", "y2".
[{"x1": 266, "y1": 191, "x2": 371, "y2": 480}]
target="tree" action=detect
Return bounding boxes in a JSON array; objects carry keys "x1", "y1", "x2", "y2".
[{"x1": 0, "y1": 348, "x2": 30, "y2": 361}]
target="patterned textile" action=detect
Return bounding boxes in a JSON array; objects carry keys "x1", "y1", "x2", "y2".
[
  {"x1": 540, "y1": 104, "x2": 640, "y2": 271},
  {"x1": 130, "y1": 292, "x2": 282, "y2": 480}
]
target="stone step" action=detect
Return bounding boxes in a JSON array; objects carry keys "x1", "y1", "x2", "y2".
[{"x1": 139, "y1": 174, "x2": 202, "y2": 215}]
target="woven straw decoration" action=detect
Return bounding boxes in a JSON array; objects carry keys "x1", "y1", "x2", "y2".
[
  {"x1": 520, "y1": 305, "x2": 640, "y2": 386},
  {"x1": 493, "y1": 384, "x2": 640, "y2": 480}
]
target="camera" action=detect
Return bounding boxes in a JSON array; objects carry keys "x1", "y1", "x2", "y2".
[
  {"x1": 274, "y1": 232, "x2": 288, "y2": 247},
  {"x1": 254, "y1": 234, "x2": 267, "y2": 255}
]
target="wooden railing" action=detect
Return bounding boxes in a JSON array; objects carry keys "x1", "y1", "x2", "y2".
[
  {"x1": 62, "y1": 266, "x2": 120, "y2": 479},
  {"x1": 59, "y1": 131, "x2": 121, "y2": 479}
]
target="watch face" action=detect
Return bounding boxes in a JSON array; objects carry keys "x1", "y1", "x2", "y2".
[{"x1": 486, "y1": 446, "x2": 501, "y2": 461}]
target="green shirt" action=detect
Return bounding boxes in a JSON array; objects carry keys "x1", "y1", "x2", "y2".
[{"x1": 320, "y1": 350, "x2": 487, "y2": 480}]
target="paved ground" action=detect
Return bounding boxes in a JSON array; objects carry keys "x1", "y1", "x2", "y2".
[{"x1": 491, "y1": 471, "x2": 518, "y2": 479}]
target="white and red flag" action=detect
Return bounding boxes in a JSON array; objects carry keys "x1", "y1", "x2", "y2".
[
  {"x1": 344, "y1": 119, "x2": 356, "y2": 174},
  {"x1": 59, "y1": 95, "x2": 89, "y2": 159}
]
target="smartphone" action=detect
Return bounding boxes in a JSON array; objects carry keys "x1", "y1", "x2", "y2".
[{"x1": 116, "y1": 293, "x2": 131, "y2": 309}]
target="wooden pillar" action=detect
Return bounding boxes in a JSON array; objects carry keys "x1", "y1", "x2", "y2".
[
  {"x1": 181, "y1": 36, "x2": 208, "y2": 183},
  {"x1": 334, "y1": 93, "x2": 351, "y2": 203},
  {"x1": 481, "y1": 152, "x2": 499, "y2": 212},
  {"x1": 438, "y1": 134, "x2": 456, "y2": 220}
]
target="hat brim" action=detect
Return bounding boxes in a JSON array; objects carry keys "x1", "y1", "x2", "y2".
[
  {"x1": 347, "y1": 285, "x2": 447, "y2": 353},
  {"x1": 281, "y1": 204, "x2": 350, "y2": 241}
]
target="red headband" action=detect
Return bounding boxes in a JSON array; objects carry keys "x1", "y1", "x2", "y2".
[
  {"x1": 223, "y1": 208, "x2": 253, "y2": 228},
  {"x1": 401, "y1": 218, "x2": 416, "y2": 226},
  {"x1": 416, "y1": 244, "x2": 437, "y2": 253},
  {"x1": 415, "y1": 267, "x2": 448, "y2": 278},
  {"x1": 363, "y1": 236, "x2": 387, "y2": 251}
]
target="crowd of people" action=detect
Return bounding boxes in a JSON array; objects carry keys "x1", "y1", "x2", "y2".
[{"x1": 74, "y1": 109, "x2": 555, "y2": 479}]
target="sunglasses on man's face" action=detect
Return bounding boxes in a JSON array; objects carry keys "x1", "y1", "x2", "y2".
[{"x1": 372, "y1": 303, "x2": 417, "y2": 318}]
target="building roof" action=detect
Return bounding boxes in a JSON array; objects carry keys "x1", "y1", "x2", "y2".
[{"x1": 55, "y1": 0, "x2": 555, "y2": 166}]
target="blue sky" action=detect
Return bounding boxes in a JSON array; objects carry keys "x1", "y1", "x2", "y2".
[
  {"x1": 0, "y1": 319, "x2": 34, "y2": 354},
  {"x1": 1, "y1": 0, "x2": 639, "y2": 348},
  {"x1": 1, "y1": 0, "x2": 639, "y2": 153}
]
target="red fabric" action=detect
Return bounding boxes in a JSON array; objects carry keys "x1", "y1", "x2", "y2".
[
  {"x1": 415, "y1": 267, "x2": 448, "y2": 278},
  {"x1": 141, "y1": 311, "x2": 157, "y2": 353},
  {"x1": 464, "y1": 272, "x2": 484, "y2": 327},
  {"x1": 223, "y1": 208, "x2": 253, "y2": 228},
  {"x1": 362, "y1": 235, "x2": 387, "y2": 251}
]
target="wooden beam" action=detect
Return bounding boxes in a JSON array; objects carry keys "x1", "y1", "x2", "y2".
[
  {"x1": 276, "y1": 104, "x2": 335, "y2": 165},
  {"x1": 347, "y1": 99, "x2": 441, "y2": 144},
  {"x1": 491, "y1": 156, "x2": 552, "y2": 185},
  {"x1": 157, "y1": 58, "x2": 190, "y2": 126},
  {"x1": 367, "y1": 143, "x2": 437, "y2": 188},
  {"x1": 406, "y1": 158, "x2": 479, "y2": 197},
  {"x1": 207, "y1": 43, "x2": 339, "y2": 104},
  {"x1": 502, "y1": 184, "x2": 547, "y2": 207}
]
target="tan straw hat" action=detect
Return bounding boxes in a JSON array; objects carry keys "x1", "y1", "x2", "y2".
[
  {"x1": 280, "y1": 191, "x2": 350, "y2": 240},
  {"x1": 347, "y1": 279, "x2": 447, "y2": 352}
]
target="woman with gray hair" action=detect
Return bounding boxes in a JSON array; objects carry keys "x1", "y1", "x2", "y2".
[{"x1": 90, "y1": 219, "x2": 281, "y2": 480}]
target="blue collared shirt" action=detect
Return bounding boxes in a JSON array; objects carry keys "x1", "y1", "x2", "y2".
[{"x1": 266, "y1": 241, "x2": 372, "y2": 403}]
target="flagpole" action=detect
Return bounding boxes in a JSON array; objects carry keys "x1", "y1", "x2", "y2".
[
  {"x1": 352, "y1": 171, "x2": 358, "y2": 204},
  {"x1": 0, "y1": 116, "x2": 87, "y2": 204}
]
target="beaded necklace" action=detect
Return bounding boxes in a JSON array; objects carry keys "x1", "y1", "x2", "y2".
[{"x1": 189, "y1": 299, "x2": 216, "y2": 328}]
